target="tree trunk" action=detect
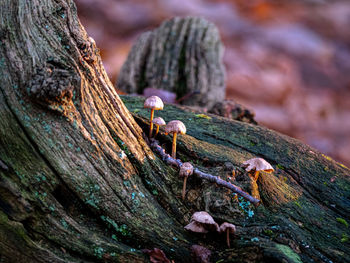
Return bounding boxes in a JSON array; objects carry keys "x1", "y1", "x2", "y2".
[{"x1": 0, "y1": 1, "x2": 349, "y2": 263}]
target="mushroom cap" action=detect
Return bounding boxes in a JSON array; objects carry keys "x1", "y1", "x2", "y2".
[
  {"x1": 152, "y1": 117, "x2": 166, "y2": 126},
  {"x1": 144, "y1": 96, "x2": 164, "y2": 110},
  {"x1": 184, "y1": 221, "x2": 208, "y2": 233},
  {"x1": 243, "y1": 158, "x2": 274, "y2": 173},
  {"x1": 180, "y1": 162, "x2": 194, "y2": 178},
  {"x1": 165, "y1": 120, "x2": 186, "y2": 134},
  {"x1": 192, "y1": 211, "x2": 215, "y2": 224},
  {"x1": 219, "y1": 222, "x2": 236, "y2": 234},
  {"x1": 190, "y1": 211, "x2": 219, "y2": 232}
]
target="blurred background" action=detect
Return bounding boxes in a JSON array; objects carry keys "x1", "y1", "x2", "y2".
[{"x1": 75, "y1": 0, "x2": 350, "y2": 166}]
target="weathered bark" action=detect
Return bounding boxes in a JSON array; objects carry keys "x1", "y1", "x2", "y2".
[
  {"x1": 0, "y1": 1, "x2": 349, "y2": 263},
  {"x1": 0, "y1": 0, "x2": 191, "y2": 262}
]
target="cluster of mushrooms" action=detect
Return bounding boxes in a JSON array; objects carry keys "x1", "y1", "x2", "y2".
[
  {"x1": 144, "y1": 95, "x2": 186, "y2": 159},
  {"x1": 144, "y1": 95, "x2": 193, "y2": 200},
  {"x1": 144, "y1": 95, "x2": 275, "y2": 248},
  {"x1": 185, "y1": 211, "x2": 236, "y2": 248}
]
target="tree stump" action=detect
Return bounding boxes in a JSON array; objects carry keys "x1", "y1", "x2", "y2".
[{"x1": 116, "y1": 17, "x2": 226, "y2": 109}]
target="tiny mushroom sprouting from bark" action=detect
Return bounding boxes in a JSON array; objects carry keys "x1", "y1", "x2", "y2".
[
  {"x1": 184, "y1": 211, "x2": 219, "y2": 233},
  {"x1": 243, "y1": 158, "x2": 274, "y2": 181},
  {"x1": 144, "y1": 96, "x2": 164, "y2": 138},
  {"x1": 219, "y1": 222, "x2": 236, "y2": 248},
  {"x1": 152, "y1": 117, "x2": 166, "y2": 137},
  {"x1": 165, "y1": 120, "x2": 186, "y2": 159},
  {"x1": 179, "y1": 162, "x2": 194, "y2": 200}
]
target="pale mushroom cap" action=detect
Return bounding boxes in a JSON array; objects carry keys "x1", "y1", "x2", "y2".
[
  {"x1": 219, "y1": 222, "x2": 236, "y2": 234},
  {"x1": 165, "y1": 120, "x2": 186, "y2": 134},
  {"x1": 184, "y1": 221, "x2": 208, "y2": 233},
  {"x1": 180, "y1": 162, "x2": 194, "y2": 177},
  {"x1": 192, "y1": 211, "x2": 215, "y2": 224},
  {"x1": 243, "y1": 158, "x2": 274, "y2": 173},
  {"x1": 144, "y1": 96, "x2": 164, "y2": 110},
  {"x1": 152, "y1": 117, "x2": 166, "y2": 126},
  {"x1": 188, "y1": 212, "x2": 219, "y2": 232}
]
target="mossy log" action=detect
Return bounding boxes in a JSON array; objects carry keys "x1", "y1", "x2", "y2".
[
  {"x1": 122, "y1": 96, "x2": 350, "y2": 263},
  {"x1": 0, "y1": 1, "x2": 349, "y2": 263}
]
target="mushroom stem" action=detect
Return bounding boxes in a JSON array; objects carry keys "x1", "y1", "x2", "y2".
[
  {"x1": 171, "y1": 132, "x2": 177, "y2": 159},
  {"x1": 250, "y1": 180, "x2": 260, "y2": 200},
  {"x1": 253, "y1": 170, "x2": 260, "y2": 181},
  {"x1": 182, "y1": 176, "x2": 188, "y2": 200},
  {"x1": 154, "y1": 125, "x2": 160, "y2": 137},
  {"x1": 149, "y1": 109, "x2": 155, "y2": 138},
  {"x1": 226, "y1": 229, "x2": 230, "y2": 248},
  {"x1": 248, "y1": 171, "x2": 260, "y2": 200}
]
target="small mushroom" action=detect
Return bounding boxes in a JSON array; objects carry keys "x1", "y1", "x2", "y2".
[
  {"x1": 219, "y1": 222, "x2": 236, "y2": 248},
  {"x1": 144, "y1": 96, "x2": 164, "y2": 138},
  {"x1": 243, "y1": 158, "x2": 274, "y2": 200},
  {"x1": 165, "y1": 120, "x2": 186, "y2": 159},
  {"x1": 184, "y1": 221, "x2": 209, "y2": 233},
  {"x1": 179, "y1": 162, "x2": 194, "y2": 200},
  {"x1": 184, "y1": 211, "x2": 219, "y2": 233},
  {"x1": 152, "y1": 117, "x2": 166, "y2": 138},
  {"x1": 243, "y1": 158, "x2": 274, "y2": 181}
]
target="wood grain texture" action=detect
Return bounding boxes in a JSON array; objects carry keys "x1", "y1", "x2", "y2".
[{"x1": 0, "y1": 1, "x2": 349, "y2": 262}]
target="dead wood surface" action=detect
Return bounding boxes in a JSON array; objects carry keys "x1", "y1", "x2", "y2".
[{"x1": 0, "y1": 0, "x2": 349, "y2": 262}]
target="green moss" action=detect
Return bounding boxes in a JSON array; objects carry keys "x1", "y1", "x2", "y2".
[
  {"x1": 338, "y1": 163, "x2": 349, "y2": 170},
  {"x1": 336, "y1": 218, "x2": 348, "y2": 228},
  {"x1": 276, "y1": 164, "x2": 285, "y2": 170},
  {"x1": 250, "y1": 141, "x2": 257, "y2": 146},
  {"x1": 101, "y1": 215, "x2": 131, "y2": 237},
  {"x1": 322, "y1": 154, "x2": 350, "y2": 170},
  {"x1": 195, "y1": 114, "x2": 211, "y2": 120},
  {"x1": 264, "y1": 229, "x2": 274, "y2": 237},
  {"x1": 294, "y1": 201, "x2": 302, "y2": 209},
  {"x1": 341, "y1": 233, "x2": 349, "y2": 243},
  {"x1": 322, "y1": 154, "x2": 333, "y2": 162},
  {"x1": 275, "y1": 244, "x2": 302, "y2": 263}
]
